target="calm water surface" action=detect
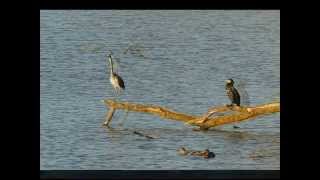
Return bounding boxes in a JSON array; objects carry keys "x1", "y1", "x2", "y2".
[{"x1": 40, "y1": 10, "x2": 280, "y2": 170}]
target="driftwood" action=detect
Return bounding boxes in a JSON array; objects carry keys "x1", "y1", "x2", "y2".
[
  {"x1": 102, "y1": 99, "x2": 280, "y2": 130},
  {"x1": 177, "y1": 147, "x2": 215, "y2": 159}
]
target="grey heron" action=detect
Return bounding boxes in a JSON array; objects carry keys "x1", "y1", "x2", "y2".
[{"x1": 108, "y1": 53, "x2": 125, "y2": 95}]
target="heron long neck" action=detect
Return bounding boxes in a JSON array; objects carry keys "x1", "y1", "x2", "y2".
[{"x1": 108, "y1": 57, "x2": 114, "y2": 75}]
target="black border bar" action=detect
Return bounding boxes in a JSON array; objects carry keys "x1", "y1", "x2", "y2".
[{"x1": 40, "y1": 170, "x2": 280, "y2": 179}]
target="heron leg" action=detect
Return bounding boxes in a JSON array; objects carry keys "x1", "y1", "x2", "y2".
[
  {"x1": 113, "y1": 87, "x2": 119, "y2": 97},
  {"x1": 116, "y1": 88, "x2": 121, "y2": 96},
  {"x1": 113, "y1": 89, "x2": 118, "y2": 97}
]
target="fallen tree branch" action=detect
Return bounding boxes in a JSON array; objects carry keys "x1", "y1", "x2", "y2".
[
  {"x1": 103, "y1": 107, "x2": 115, "y2": 126},
  {"x1": 102, "y1": 99, "x2": 280, "y2": 130}
]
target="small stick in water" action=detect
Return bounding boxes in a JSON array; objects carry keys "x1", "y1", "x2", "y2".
[{"x1": 133, "y1": 131, "x2": 155, "y2": 139}]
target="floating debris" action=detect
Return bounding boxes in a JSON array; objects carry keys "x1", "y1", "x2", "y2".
[
  {"x1": 177, "y1": 147, "x2": 215, "y2": 159},
  {"x1": 249, "y1": 147, "x2": 278, "y2": 160},
  {"x1": 177, "y1": 147, "x2": 190, "y2": 156},
  {"x1": 190, "y1": 149, "x2": 215, "y2": 159},
  {"x1": 123, "y1": 43, "x2": 146, "y2": 58}
]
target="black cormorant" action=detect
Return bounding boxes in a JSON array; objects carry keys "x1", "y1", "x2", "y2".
[{"x1": 225, "y1": 79, "x2": 241, "y2": 106}]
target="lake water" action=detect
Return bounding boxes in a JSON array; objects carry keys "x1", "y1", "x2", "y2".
[{"x1": 40, "y1": 10, "x2": 280, "y2": 170}]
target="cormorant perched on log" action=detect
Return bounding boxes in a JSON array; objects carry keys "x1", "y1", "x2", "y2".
[
  {"x1": 108, "y1": 53, "x2": 125, "y2": 95},
  {"x1": 225, "y1": 79, "x2": 241, "y2": 106}
]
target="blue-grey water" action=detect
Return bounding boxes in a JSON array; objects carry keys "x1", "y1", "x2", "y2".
[{"x1": 40, "y1": 10, "x2": 280, "y2": 170}]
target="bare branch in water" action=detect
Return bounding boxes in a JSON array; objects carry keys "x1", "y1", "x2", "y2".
[{"x1": 102, "y1": 99, "x2": 280, "y2": 130}]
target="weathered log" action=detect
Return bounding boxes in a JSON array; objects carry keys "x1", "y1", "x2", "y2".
[
  {"x1": 189, "y1": 103, "x2": 280, "y2": 130},
  {"x1": 102, "y1": 99, "x2": 280, "y2": 129}
]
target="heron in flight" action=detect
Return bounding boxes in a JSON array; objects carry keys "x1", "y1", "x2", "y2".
[{"x1": 108, "y1": 53, "x2": 125, "y2": 95}]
